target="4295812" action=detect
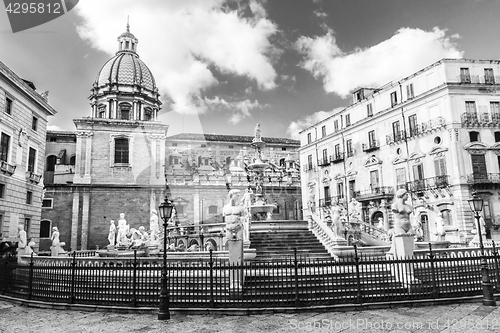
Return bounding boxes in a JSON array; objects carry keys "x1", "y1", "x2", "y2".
[{"x1": 5, "y1": 2, "x2": 62, "y2": 14}]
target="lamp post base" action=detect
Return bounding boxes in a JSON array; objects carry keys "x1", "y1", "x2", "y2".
[{"x1": 481, "y1": 261, "x2": 497, "y2": 306}]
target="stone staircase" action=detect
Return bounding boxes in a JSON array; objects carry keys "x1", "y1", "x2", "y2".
[{"x1": 249, "y1": 220, "x2": 333, "y2": 261}]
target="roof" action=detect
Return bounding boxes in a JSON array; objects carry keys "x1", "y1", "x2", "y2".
[
  {"x1": 167, "y1": 133, "x2": 300, "y2": 146},
  {"x1": 0, "y1": 60, "x2": 57, "y2": 115}
]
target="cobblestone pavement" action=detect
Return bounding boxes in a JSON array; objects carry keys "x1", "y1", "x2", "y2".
[{"x1": 1, "y1": 300, "x2": 500, "y2": 333}]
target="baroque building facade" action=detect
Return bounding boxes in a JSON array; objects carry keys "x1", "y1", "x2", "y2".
[
  {"x1": 300, "y1": 58, "x2": 500, "y2": 243},
  {"x1": 0, "y1": 60, "x2": 56, "y2": 247},
  {"x1": 41, "y1": 26, "x2": 301, "y2": 251}
]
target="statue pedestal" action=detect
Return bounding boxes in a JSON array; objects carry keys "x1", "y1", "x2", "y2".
[
  {"x1": 388, "y1": 234, "x2": 418, "y2": 288},
  {"x1": 227, "y1": 238, "x2": 244, "y2": 291}
]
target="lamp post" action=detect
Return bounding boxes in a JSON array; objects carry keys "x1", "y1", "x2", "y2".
[
  {"x1": 158, "y1": 195, "x2": 174, "y2": 320},
  {"x1": 468, "y1": 194, "x2": 496, "y2": 306}
]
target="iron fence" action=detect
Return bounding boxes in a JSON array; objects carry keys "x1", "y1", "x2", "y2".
[{"x1": 1, "y1": 247, "x2": 499, "y2": 309}]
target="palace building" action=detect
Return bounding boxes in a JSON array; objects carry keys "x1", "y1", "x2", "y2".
[
  {"x1": 0, "y1": 60, "x2": 56, "y2": 244},
  {"x1": 300, "y1": 58, "x2": 500, "y2": 243}
]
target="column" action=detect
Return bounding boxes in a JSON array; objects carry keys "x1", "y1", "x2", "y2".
[
  {"x1": 108, "y1": 100, "x2": 113, "y2": 119},
  {"x1": 73, "y1": 132, "x2": 83, "y2": 183},
  {"x1": 114, "y1": 100, "x2": 118, "y2": 119},
  {"x1": 71, "y1": 191, "x2": 80, "y2": 251},
  {"x1": 81, "y1": 192, "x2": 90, "y2": 250},
  {"x1": 149, "y1": 137, "x2": 157, "y2": 184},
  {"x1": 82, "y1": 132, "x2": 93, "y2": 184}
]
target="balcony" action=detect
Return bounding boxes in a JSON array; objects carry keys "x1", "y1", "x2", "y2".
[
  {"x1": 355, "y1": 186, "x2": 394, "y2": 201},
  {"x1": 467, "y1": 173, "x2": 500, "y2": 185},
  {"x1": 346, "y1": 150, "x2": 355, "y2": 158},
  {"x1": 407, "y1": 117, "x2": 446, "y2": 139},
  {"x1": 303, "y1": 164, "x2": 316, "y2": 172},
  {"x1": 0, "y1": 160, "x2": 16, "y2": 175},
  {"x1": 362, "y1": 140, "x2": 380, "y2": 153},
  {"x1": 457, "y1": 75, "x2": 500, "y2": 85},
  {"x1": 407, "y1": 175, "x2": 450, "y2": 192},
  {"x1": 386, "y1": 130, "x2": 407, "y2": 145},
  {"x1": 317, "y1": 157, "x2": 330, "y2": 167},
  {"x1": 26, "y1": 171, "x2": 42, "y2": 183},
  {"x1": 329, "y1": 153, "x2": 344, "y2": 164},
  {"x1": 319, "y1": 197, "x2": 332, "y2": 208},
  {"x1": 462, "y1": 112, "x2": 500, "y2": 127}
]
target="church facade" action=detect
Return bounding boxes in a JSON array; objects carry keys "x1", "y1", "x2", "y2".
[{"x1": 41, "y1": 25, "x2": 301, "y2": 251}]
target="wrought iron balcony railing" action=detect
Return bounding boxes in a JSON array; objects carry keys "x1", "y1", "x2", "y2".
[
  {"x1": 0, "y1": 160, "x2": 16, "y2": 175},
  {"x1": 386, "y1": 130, "x2": 407, "y2": 145},
  {"x1": 457, "y1": 74, "x2": 500, "y2": 85},
  {"x1": 355, "y1": 186, "x2": 394, "y2": 201},
  {"x1": 318, "y1": 197, "x2": 332, "y2": 208},
  {"x1": 467, "y1": 173, "x2": 500, "y2": 184},
  {"x1": 407, "y1": 117, "x2": 446, "y2": 138},
  {"x1": 329, "y1": 153, "x2": 344, "y2": 164},
  {"x1": 362, "y1": 140, "x2": 380, "y2": 152},
  {"x1": 302, "y1": 164, "x2": 316, "y2": 172},
  {"x1": 317, "y1": 157, "x2": 330, "y2": 167},
  {"x1": 406, "y1": 175, "x2": 450, "y2": 192},
  {"x1": 462, "y1": 112, "x2": 500, "y2": 127}
]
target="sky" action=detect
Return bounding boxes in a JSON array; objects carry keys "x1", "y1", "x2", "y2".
[{"x1": 1, "y1": 0, "x2": 500, "y2": 140}]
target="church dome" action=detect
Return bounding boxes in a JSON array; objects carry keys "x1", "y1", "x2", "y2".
[{"x1": 95, "y1": 53, "x2": 156, "y2": 92}]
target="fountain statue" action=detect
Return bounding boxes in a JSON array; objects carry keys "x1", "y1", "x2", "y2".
[{"x1": 245, "y1": 123, "x2": 277, "y2": 224}]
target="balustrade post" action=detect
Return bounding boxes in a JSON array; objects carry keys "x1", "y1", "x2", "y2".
[
  {"x1": 27, "y1": 253, "x2": 34, "y2": 300},
  {"x1": 70, "y1": 251, "x2": 76, "y2": 304},
  {"x1": 132, "y1": 250, "x2": 137, "y2": 307},
  {"x1": 294, "y1": 248, "x2": 300, "y2": 307},
  {"x1": 209, "y1": 249, "x2": 214, "y2": 308},
  {"x1": 354, "y1": 245, "x2": 362, "y2": 304},
  {"x1": 492, "y1": 241, "x2": 500, "y2": 292},
  {"x1": 428, "y1": 243, "x2": 439, "y2": 298}
]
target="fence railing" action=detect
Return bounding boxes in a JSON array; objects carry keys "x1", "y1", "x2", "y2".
[{"x1": 2, "y1": 245, "x2": 500, "y2": 309}]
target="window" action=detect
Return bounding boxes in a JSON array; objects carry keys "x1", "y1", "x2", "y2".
[
  {"x1": 273, "y1": 205, "x2": 280, "y2": 214},
  {"x1": 491, "y1": 102, "x2": 500, "y2": 121},
  {"x1": 396, "y1": 168, "x2": 406, "y2": 188},
  {"x1": 334, "y1": 120, "x2": 339, "y2": 132},
  {"x1": 307, "y1": 133, "x2": 312, "y2": 144},
  {"x1": 337, "y1": 181, "x2": 344, "y2": 198},
  {"x1": 334, "y1": 144, "x2": 341, "y2": 157},
  {"x1": 441, "y1": 209, "x2": 452, "y2": 226},
  {"x1": 201, "y1": 144, "x2": 206, "y2": 148},
  {"x1": 69, "y1": 155, "x2": 76, "y2": 165},
  {"x1": 392, "y1": 121, "x2": 401, "y2": 141},
  {"x1": 485, "y1": 68, "x2": 495, "y2": 84},
  {"x1": 469, "y1": 131, "x2": 479, "y2": 142},
  {"x1": 28, "y1": 147, "x2": 36, "y2": 172},
  {"x1": 99, "y1": 110, "x2": 106, "y2": 118},
  {"x1": 495, "y1": 132, "x2": 500, "y2": 143},
  {"x1": 25, "y1": 217, "x2": 31, "y2": 239},
  {"x1": 307, "y1": 154, "x2": 312, "y2": 170},
  {"x1": 208, "y1": 205, "x2": 217, "y2": 214},
  {"x1": 98, "y1": 105, "x2": 106, "y2": 118},
  {"x1": 471, "y1": 154, "x2": 487, "y2": 180},
  {"x1": 346, "y1": 139, "x2": 353, "y2": 157},
  {"x1": 119, "y1": 103, "x2": 131, "y2": 120},
  {"x1": 390, "y1": 91, "x2": 398, "y2": 107},
  {"x1": 282, "y1": 147, "x2": 286, "y2": 151},
  {"x1": 368, "y1": 130, "x2": 376, "y2": 146},
  {"x1": 4, "y1": 96, "x2": 12, "y2": 115},
  {"x1": 406, "y1": 83, "x2": 414, "y2": 99},
  {"x1": 26, "y1": 191, "x2": 32, "y2": 204},
  {"x1": 114, "y1": 138, "x2": 129, "y2": 164},
  {"x1": 228, "y1": 145, "x2": 234, "y2": 149},
  {"x1": 42, "y1": 198, "x2": 53, "y2": 208},
  {"x1": 0, "y1": 183, "x2": 4, "y2": 198},
  {"x1": 40, "y1": 220, "x2": 51, "y2": 238},
  {"x1": 370, "y1": 170, "x2": 380, "y2": 188},
  {"x1": 345, "y1": 114, "x2": 351, "y2": 127},
  {"x1": 46, "y1": 155, "x2": 56, "y2": 172},
  {"x1": 465, "y1": 101, "x2": 477, "y2": 114},
  {"x1": 322, "y1": 149, "x2": 328, "y2": 162},
  {"x1": 144, "y1": 108, "x2": 153, "y2": 121},
  {"x1": 460, "y1": 68, "x2": 471, "y2": 83},
  {"x1": 32, "y1": 116, "x2": 38, "y2": 131},
  {"x1": 0, "y1": 133, "x2": 10, "y2": 162},
  {"x1": 408, "y1": 115, "x2": 417, "y2": 137},
  {"x1": 367, "y1": 103, "x2": 373, "y2": 117},
  {"x1": 321, "y1": 126, "x2": 326, "y2": 137},
  {"x1": 172, "y1": 143, "x2": 177, "y2": 147},
  {"x1": 413, "y1": 163, "x2": 425, "y2": 191},
  {"x1": 0, "y1": 214, "x2": 3, "y2": 237}
]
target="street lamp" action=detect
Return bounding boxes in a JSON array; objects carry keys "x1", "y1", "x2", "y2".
[
  {"x1": 158, "y1": 195, "x2": 174, "y2": 320},
  {"x1": 467, "y1": 194, "x2": 496, "y2": 306}
]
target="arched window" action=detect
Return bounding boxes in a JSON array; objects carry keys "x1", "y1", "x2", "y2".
[
  {"x1": 69, "y1": 155, "x2": 76, "y2": 166},
  {"x1": 46, "y1": 155, "x2": 57, "y2": 172},
  {"x1": 144, "y1": 107, "x2": 153, "y2": 121},
  {"x1": 40, "y1": 220, "x2": 51, "y2": 238},
  {"x1": 441, "y1": 209, "x2": 452, "y2": 226},
  {"x1": 273, "y1": 205, "x2": 280, "y2": 214},
  {"x1": 208, "y1": 205, "x2": 217, "y2": 214},
  {"x1": 119, "y1": 103, "x2": 131, "y2": 120}
]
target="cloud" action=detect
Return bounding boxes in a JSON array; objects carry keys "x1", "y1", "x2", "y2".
[
  {"x1": 296, "y1": 27, "x2": 463, "y2": 98},
  {"x1": 75, "y1": 0, "x2": 278, "y2": 114},
  {"x1": 287, "y1": 107, "x2": 343, "y2": 139},
  {"x1": 204, "y1": 96, "x2": 266, "y2": 124}
]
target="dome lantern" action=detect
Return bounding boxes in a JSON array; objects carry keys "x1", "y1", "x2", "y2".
[{"x1": 117, "y1": 19, "x2": 139, "y2": 55}]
